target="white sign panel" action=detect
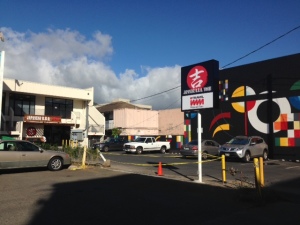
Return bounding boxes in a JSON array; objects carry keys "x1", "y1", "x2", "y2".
[{"x1": 182, "y1": 92, "x2": 213, "y2": 111}]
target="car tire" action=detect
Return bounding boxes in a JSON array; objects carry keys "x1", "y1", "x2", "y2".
[
  {"x1": 136, "y1": 147, "x2": 143, "y2": 154},
  {"x1": 243, "y1": 151, "x2": 251, "y2": 162},
  {"x1": 48, "y1": 157, "x2": 63, "y2": 171},
  {"x1": 103, "y1": 146, "x2": 109, "y2": 152},
  {"x1": 202, "y1": 151, "x2": 208, "y2": 160},
  {"x1": 262, "y1": 150, "x2": 268, "y2": 160},
  {"x1": 160, "y1": 146, "x2": 166, "y2": 154}
]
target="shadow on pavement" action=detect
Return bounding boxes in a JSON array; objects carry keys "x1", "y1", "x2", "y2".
[{"x1": 26, "y1": 168, "x2": 300, "y2": 225}]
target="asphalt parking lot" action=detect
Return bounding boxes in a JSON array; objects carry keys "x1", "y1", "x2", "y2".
[{"x1": 1, "y1": 159, "x2": 300, "y2": 225}]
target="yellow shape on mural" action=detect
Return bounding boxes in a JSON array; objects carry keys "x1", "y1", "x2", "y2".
[{"x1": 231, "y1": 86, "x2": 245, "y2": 113}]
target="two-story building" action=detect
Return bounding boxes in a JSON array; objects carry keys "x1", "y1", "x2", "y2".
[
  {"x1": 96, "y1": 98, "x2": 184, "y2": 148},
  {"x1": 1, "y1": 78, "x2": 105, "y2": 146}
]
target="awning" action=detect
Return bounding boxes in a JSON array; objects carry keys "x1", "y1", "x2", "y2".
[{"x1": 1, "y1": 136, "x2": 15, "y2": 140}]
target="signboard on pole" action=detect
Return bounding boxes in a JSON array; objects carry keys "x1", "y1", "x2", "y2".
[
  {"x1": 181, "y1": 59, "x2": 219, "y2": 183},
  {"x1": 181, "y1": 60, "x2": 219, "y2": 111}
]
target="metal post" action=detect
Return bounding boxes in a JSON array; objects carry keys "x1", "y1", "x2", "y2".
[
  {"x1": 259, "y1": 157, "x2": 265, "y2": 187},
  {"x1": 197, "y1": 112, "x2": 202, "y2": 182},
  {"x1": 0, "y1": 51, "x2": 5, "y2": 130},
  {"x1": 254, "y1": 158, "x2": 262, "y2": 197},
  {"x1": 81, "y1": 145, "x2": 87, "y2": 168},
  {"x1": 222, "y1": 155, "x2": 226, "y2": 183}
]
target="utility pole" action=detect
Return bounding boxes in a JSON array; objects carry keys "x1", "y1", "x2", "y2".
[{"x1": 0, "y1": 31, "x2": 5, "y2": 131}]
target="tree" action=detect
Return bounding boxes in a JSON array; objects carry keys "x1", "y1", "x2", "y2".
[{"x1": 112, "y1": 128, "x2": 122, "y2": 138}]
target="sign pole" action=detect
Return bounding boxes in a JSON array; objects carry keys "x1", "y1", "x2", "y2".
[{"x1": 198, "y1": 112, "x2": 202, "y2": 182}]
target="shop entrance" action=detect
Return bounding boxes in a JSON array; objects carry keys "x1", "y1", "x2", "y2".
[{"x1": 44, "y1": 125, "x2": 70, "y2": 146}]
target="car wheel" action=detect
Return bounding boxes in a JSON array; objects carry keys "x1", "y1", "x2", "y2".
[
  {"x1": 103, "y1": 146, "x2": 109, "y2": 152},
  {"x1": 243, "y1": 151, "x2": 251, "y2": 162},
  {"x1": 202, "y1": 151, "x2": 208, "y2": 160},
  {"x1": 136, "y1": 147, "x2": 143, "y2": 154},
  {"x1": 262, "y1": 150, "x2": 268, "y2": 160},
  {"x1": 48, "y1": 157, "x2": 63, "y2": 171},
  {"x1": 160, "y1": 146, "x2": 166, "y2": 154}
]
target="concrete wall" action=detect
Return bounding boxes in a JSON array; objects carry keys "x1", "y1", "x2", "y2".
[
  {"x1": 158, "y1": 108, "x2": 184, "y2": 136},
  {"x1": 114, "y1": 108, "x2": 159, "y2": 135}
]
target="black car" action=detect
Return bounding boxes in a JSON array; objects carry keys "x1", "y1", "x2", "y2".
[{"x1": 93, "y1": 138, "x2": 127, "y2": 152}]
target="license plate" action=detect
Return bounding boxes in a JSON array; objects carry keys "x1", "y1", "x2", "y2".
[
  {"x1": 225, "y1": 153, "x2": 230, "y2": 156},
  {"x1": 184, "y1": 147, "x2": 189, "y2": 150}
]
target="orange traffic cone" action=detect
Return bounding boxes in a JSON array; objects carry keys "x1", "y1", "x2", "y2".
[{"x1": 157, "y1": 162, "x2": 163, "y2": 176}]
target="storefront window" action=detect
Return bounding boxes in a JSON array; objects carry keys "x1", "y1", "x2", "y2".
[
  {"x1": 45, "y1": 97, "x2": 73, "y2": 118},
  {"x1": 9, "y1": 94, "x2": 35, "y2": 116}
]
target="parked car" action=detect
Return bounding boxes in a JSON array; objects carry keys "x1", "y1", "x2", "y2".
[
  {"x1": 93, "y1": 137, "x2": 127, "y2": 152},
  {"x1": 0, "y1": 140, "x2": 71, "y2": 171},
  {"x1": 123, "y1": 137, "x2": 170, "y2": 154},
  {"x1": 218, "y1": 135, "x2": 268, "y2": 162},
  {"x1": 180, "y1": 139, "x2": 220, "y2": 160}
]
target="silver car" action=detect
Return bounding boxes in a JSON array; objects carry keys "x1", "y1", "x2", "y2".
[
  {"x1": 218, "y1": 136, "x2": 268, "y2": 162},
  {"x1": 180, "y1": 140, "x2": 220, "y2": 160},
  {"x1": 0, "y1": 140, "x2": 71, "y2": 171}
]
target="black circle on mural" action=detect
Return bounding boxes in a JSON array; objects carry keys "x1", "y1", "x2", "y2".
[{"x1": 256, "y1": 100, "x2": 280, "y2": 123}]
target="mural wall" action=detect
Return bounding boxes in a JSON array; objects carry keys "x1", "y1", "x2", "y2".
[{"x1": 185, "y1": 53, "x2": 300, "y2": 160}]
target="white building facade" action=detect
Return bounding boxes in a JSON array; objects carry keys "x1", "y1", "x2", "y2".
[{"x1": 1, "y1": 78, "x2": 105, "y2": 146}]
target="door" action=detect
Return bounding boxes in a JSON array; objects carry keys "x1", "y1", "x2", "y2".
[
  {"x1": 0, "y1": 142, "x2": 22, "y2": 169},
  {"x1": 203, "y1": 141, "x2": 219, "y2": 156},
  {"x1": 144, "y1": 138, "x2": 160, "y2": 151},
  {"x1": 17, "y1": 142, "x2": 48, "y2": 168}
]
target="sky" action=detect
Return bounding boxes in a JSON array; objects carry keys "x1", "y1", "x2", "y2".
[{"x1": 1, "y1": 0, "x2": 300, "y2": 110}]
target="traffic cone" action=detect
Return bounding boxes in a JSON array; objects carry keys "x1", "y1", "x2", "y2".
[{"x1": 157, "y1": 162, "x2": 163, "y2": 176}]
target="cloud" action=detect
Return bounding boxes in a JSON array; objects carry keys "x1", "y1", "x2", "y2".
[{"x1": 0, "y1": 27, "x2": 181, "y2": 110}]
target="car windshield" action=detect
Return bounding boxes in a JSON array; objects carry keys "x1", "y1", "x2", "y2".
[
  {"x1": 133, "y1": 137, "x2": 147, "y2": 142},
  {"x1": 228, "y1": 137, "x2": 249, "y2": 145}
]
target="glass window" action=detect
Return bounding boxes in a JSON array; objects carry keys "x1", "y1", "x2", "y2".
[
  {"x1": 17, "y1": 142, "x2": 39, "y2": 151},
  {"x1": 45, "y1": 97, "x2": 73, "y2": 118},
  {"x1": 9, "y1": 94, "x2": 35, "y2": 116}
]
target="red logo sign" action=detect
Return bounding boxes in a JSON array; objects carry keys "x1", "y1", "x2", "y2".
[
  {"x1": 27, "y1": 127, "x2": 37, "y2": 136},
  {"x1": 190, "y1": 97, "x2": 205, "y2": 107},
  {"x1": 187, "y1": 66, "x2": 208, "y2": 90}
]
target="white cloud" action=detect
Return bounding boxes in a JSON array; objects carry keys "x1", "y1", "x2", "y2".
[{"x1": 0, "y1": 27, "x2": 181, "y2": 110}]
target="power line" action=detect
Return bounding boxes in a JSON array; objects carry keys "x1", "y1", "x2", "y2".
[
  {"x1": 130, "y1": 85, "x2": 180, "y2": 102},
  {"x1": 130, "y1": 25, "x2": 300, "y2": 105},
  {"x1": 221, "y1": 25, "x2": 300, "y2": 69}
]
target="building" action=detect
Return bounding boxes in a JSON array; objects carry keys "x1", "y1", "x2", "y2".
[
  {"x1": 96, "y1": 99, "x2": 184, "y2": 148},
  {"x1": 184, "y1": 53, "x2": 300, "y2": 160},
  {"x1": 1, "y1": 78, "x2": 105, "y2": 146}
]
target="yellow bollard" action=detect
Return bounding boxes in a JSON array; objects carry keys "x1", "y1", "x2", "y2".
[
  {"x1": 81, "y1": 145, "x2": 87, "y2": 168},
  {"x1": 254, "y1": 158, "x2": 262, "y2": 197},
  {"x1": 221, "y1": 155, "x2": 226, "y2": 183},
  {"x1": 259, "y1": 157, "x2": 264, "y2": 187}
]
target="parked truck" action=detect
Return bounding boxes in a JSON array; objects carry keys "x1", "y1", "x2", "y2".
[{"x1": 123, "y1": 137, "x2": 170, "y2": 154}]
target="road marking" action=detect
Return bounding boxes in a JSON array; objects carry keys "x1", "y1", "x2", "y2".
[{"x1": 286, "y1": 166, "x2": 300, "y2": 169}]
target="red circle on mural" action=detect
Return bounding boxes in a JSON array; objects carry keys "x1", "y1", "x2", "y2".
[
  {"x1": 27, "y1": 127, "x2": 37, "y2": 136},
  {"x1": 187, "y1": 66, "x2": 208, "y2": 89}
]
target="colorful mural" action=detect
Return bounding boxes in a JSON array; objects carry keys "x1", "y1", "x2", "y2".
[{"x1": 184, "y1": 53, "x2": 300, "y2": 160}]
